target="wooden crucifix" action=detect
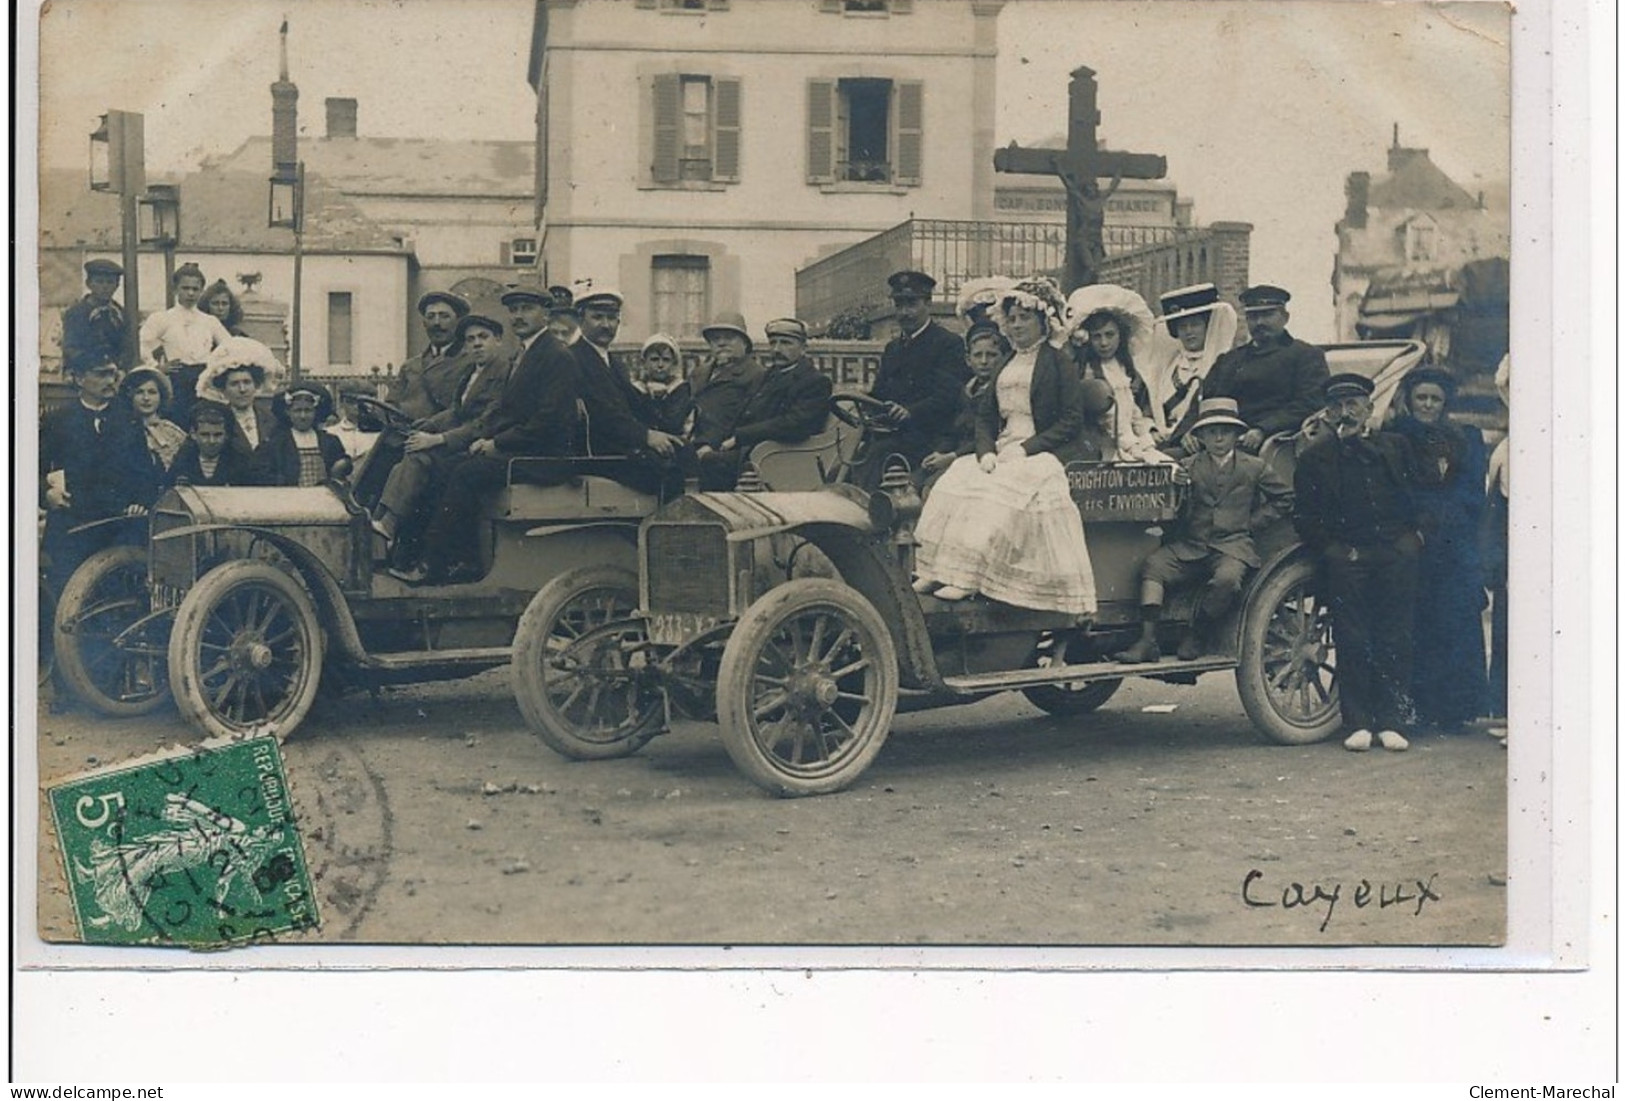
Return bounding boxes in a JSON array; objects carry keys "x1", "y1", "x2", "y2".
[{"x1": 994, "y1": 65, "x2": 1168, "y2": 292}]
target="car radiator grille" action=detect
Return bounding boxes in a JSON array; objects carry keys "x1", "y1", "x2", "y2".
[{"x1": 646, "y1": 525, "x2": 730, "y2": 615}]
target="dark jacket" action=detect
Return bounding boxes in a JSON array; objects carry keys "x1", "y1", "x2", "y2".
[
  {"x1": 249, "y1": 426, "x2": 351, "y2": 486},
  {"x1": 731, "y1": 360, "x2": 833, "y2": 450},
  {"x1": 167, "y1": 440, "x2": 252, "y2": 487},
  {"x1": 573, "y1": 340, "x2": 656, "y2": 456},
  {"x1": 690, "y1": 355, "x2": 765, "y2": 450},
  {"x1": 974, "y1": 343, "x2": 1087, "y2": 463},
  {"x1": 1293, "y1": 428, "x2": 1420, "y2": 555},
  {"x1": 871, "y1": 320, "x2": 970, "y2": 465},
  {"x1": 419, "y1": 352, "x2": 513, "y2": 454},
  {"x1": 487, "y1": 331, "x2": 580, "y2": 457},
  {"x1": 39, "y1": 401, "x2": 159, "y2": 518},
  {"x1": 61, "y1": 295, "x2": 128, "y2": 373},
  {"x1": 1164, "y1": 449, "x2": 1293, "y2": 568},
  {"x1": 394, "y1": 343, "x2": 476, "y2": 423},
  {"x1": 641, "y1": 379, "x2": 694, "y2": 438},
  {"x1": 935, "y1": 376, "x2": 994, "y2": 456},
  {"x1": 1204, "y1": 331, "x2": 1330, "y2": 438},
  {"x1": 219, "y1": 402, "x2": 279, "y2": 463}
]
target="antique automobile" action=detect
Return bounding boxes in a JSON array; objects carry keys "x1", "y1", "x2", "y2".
[
  {"x1": 510, "y1": 340, "x2": 1428, "y2": 797},
  {"x1": 63, "y1": 396, "x2": 666, "y2": 740}
]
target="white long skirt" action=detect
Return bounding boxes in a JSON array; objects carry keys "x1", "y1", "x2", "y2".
[{"x1": 914, "y1": 450, "x2": 1097, "y2": 614}]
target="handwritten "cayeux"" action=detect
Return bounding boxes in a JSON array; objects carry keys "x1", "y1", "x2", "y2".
[{"x1": 1241, "y1": 869, "x2": 1441, "y2": 933}]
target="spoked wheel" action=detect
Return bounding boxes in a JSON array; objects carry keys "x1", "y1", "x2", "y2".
[
  {"x1": 168, "y1": 560, "x2": 324, "y2": 741},
  {"x1": 512, "y1": 565, "x2": 664, "y2": 760},
  {"x1": 53, "y1": 545, "x2": 170, "y2": 716},
  {"x1": 1022, "y1": 633, "x2": 1122, "y2": 717},
  {"x1": 716, "y1": 579, "x2": 898, "y2": 797},
  {"x1": 1237, "y1": 557, "x2": 1340, "y2": 744},
  {"x1": 39, "y1": 577, "x2": 59, "y2": 691}
]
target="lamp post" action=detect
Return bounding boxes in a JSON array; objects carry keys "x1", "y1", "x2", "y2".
[
  {"x1": 138, "y1": 183, "x2": 181, "y2": 307},
  {"x1": 268, "y1": 162, "x2": 305, "y2": 382},
  {"x1": 89, "y1": 110, "x2": 145, "y2": 366}
]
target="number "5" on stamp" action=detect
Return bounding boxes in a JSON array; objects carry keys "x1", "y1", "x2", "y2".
[{"x1": 74, "y1": 791, "x2": 126, "y2": 829}]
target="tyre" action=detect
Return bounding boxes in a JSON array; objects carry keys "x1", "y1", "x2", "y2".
[
  {"x1": 39, "y1": 578, "x2": 58, "y2": 691},
  {"x1": 716, "y1": 578, "x2": 898, "y2": 797},
  {"x1": 53, "y1": 545, "x2": 169, "y2": 716},
  {"x1": 1236, "y1": 557, "x2": 1340, "y2": 745},
  {"x1": 168, "y1": 560, "x2": 324, "y2": 741},
  {"x1": 1022, "y1": 634, "x2": 1122, "y2": 717},
  {"x1": 512, "y1": 565, "x2": 662, "y2": 760}
]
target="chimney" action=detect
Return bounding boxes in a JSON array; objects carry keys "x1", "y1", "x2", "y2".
[
  {"x1": 326, "y1": 97, "x2": 358, "y2": 139},
  {"x1": 270, "y1": 19, "x2": 299, "y2": 176},
  {"x1": 1344, "y1": 171, "x2": 1369, "y2": 229}
]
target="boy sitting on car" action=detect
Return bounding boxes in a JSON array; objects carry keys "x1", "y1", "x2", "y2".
[{"x1": 1114, "y1": 398, "x2": 1292, "y2": 663}]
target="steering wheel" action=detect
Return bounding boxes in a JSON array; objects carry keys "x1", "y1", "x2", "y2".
[
  {"x1": 354, "y1": 394, "x2": 416, "y2": 434},
  {"x1": 829, "y1": 391, "x2": 897, "y2": 433}
]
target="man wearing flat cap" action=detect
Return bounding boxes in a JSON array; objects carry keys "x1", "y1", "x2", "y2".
[
  {"x1": 870, "y1": 270, "x2": 970, "y2": 471},
  {"x1": 61, "y1": 259, "x2": 130, "y2": 376},
  {"x1": 1293, "y1": 371, "x2": 1424, "y2": 753},
  {"x1": 394, "y1": 291, "x2": 477, "y2": 422},
  {"x1": 697, "y1": 317, "x2": 833, "y2": 490},
  {"x1": 1204, "y1": 284, "x2": 1329, "y2": 453}
]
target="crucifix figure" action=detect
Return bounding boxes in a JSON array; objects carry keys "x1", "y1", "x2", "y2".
[{"x1": 994, "y1": 65, "x2": 1168, "y2": 292}]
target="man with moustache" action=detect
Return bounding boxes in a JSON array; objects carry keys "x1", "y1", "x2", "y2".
[
  {"x1": 408, "y1": 283, "x2": 582, "y2": 585},
  {"x1": 570, "y1": 287, "x2": 684, "y2": 495},
  {"x1": 696, "y1": 316, "x2": 832, "y2": 490},
  {"x1": 870, "y1": 270, "x2": 970, "y2": 472},
  {"x1": 1204, "y1": 284, "x2": 1329, "y2": 453}
]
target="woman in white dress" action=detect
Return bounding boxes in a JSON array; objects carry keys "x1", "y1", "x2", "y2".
[
  {"x1": 1064, "y1": 284, "x2": 1169, "y2": 465},
  {"x1": 911, "y1": 277, "x2": 1097, "y2": 615}
]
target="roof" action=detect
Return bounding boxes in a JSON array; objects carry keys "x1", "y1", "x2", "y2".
[
  {"x1": 205, "y1": 136, "x2": 535, "y2": 198},
  {"x1": 38, "y1": 166, "x2": 408, "y2": 254},
  {"x1": 1367, "y1": 147, "x2": 1480, "y2": 211}
]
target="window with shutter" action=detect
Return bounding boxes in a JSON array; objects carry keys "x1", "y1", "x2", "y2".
[
  {"x1": 651, "y1": 73, "x2": 681, "y2": 184},
  {"x1": 806, "y1": 79, "x2": 837, "y2": 184},
  {"x1": 712, "y1": 78, "x2": 741, "y2": 182},
  {"x1": 892, "y1": 80, "x2": 923, "y2": 186}
]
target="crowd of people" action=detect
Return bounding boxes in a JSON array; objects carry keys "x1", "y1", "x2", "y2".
[{"x1": 44, "y1": 255, "x2": 1510, "y2": 748}]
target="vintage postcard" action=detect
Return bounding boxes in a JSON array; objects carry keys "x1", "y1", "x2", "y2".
[{"x1": 16, "y1": 0, "x2": 1599, "y2": 1082}]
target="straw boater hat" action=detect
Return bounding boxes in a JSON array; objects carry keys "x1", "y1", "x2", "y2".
[
  {"x1": 1157, "y1": 283, "x2": 1223, "y2": 326},
  {"x1": 1187, "y1": 397, "x2": 1248, "y2": 433},
  {"x1": 271, "y1": 383, "x2": 336, "y2": 427},
  {"x1": 195, "y1": 336, "x2": 285, "y2": 400}
]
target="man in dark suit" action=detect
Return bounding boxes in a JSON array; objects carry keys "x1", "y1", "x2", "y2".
[
  {"x1": 1293, "y1": 373, "x2": 1423, "y2": 753},
  {"x1": 1115, "y1": 398, "x2": 1292, "y2": 663},
  {"x1": 40, "y1": 358, "x2": 159, "y2": 591},
  {"x1": 409, "y1": 287, "x2": 583, "y2": 585},
  {"x1": 569, "y1": 288, "x2": 683, "y2": 496},
  {"x1": 869, "y1": 270, "x2": 970, "y2": 471},
  {"x1": 697, "y1": 317, "x2": 833, "y2": 490},
  {"x1": 1204, "y1": 284, "x2": 1329, "y2": 452},
  {"x1": 60, "y1": 259, "x2": 129, "y2": 376}
]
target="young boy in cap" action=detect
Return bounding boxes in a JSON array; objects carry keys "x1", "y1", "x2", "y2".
[
  {"x1": 1293, "y1": 372, "x2": 1423, "y2": 752},
  {"x1": 167, "y1": 402, "x2": 251, "y2": 488},
  {"x1": 250, "y1": 385, "x2": 354, "y2": 487},
  {"x1": 1204, "y1": 284, "x2": 1329, "y2": 453},
  {"x1": 870, "y1": 270, "x2": 970, "y2": 471},
  {"x1": 61, "y1": 259, "x2": 129, "y2": 376},
  {"x1": 697, "y1": 317, "x2": 832, "y2": 490},
  {"x1": 1115, "y1": 398, "x2": 1293, "y2": 663}
]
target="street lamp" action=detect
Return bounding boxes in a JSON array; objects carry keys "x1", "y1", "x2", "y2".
[
  {"x1": 88, "y1": 110, "x2": 145, "y2": 365},
  {"x1": 139, "y1": 183, "x2": 182, "y2": 306},
  {"x1": 268, "y1": 163, "x2": 305, "y2": 380},
  {"x1": 88, "y1": 115, "x2": 112, "y2": 192}
]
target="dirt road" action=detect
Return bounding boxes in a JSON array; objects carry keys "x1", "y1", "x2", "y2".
[{"x1": 33, "y1": 668, "x2": 1507, "y2": 947}]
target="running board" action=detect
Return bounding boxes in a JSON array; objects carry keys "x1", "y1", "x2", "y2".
[
  {"x1": 941, "y1": 656, "x2": 1237, "y2": 694},
  {"x1": 365, "y1": 647, "x2": 511, "y2": 670}
]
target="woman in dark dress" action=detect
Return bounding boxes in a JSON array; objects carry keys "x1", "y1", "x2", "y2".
[{"x1": 1391, "y1": 366, "x2": 1489, "y2": 731}]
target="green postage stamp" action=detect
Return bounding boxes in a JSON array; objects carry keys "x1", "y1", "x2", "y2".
[{"x1": 48, "y1": 736, "x2": 319, "y2": 947}]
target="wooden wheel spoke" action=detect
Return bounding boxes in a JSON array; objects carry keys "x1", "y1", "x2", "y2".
[
  {"x1": 822, "y1": 626, "x2": 856, "y2": 667},
  {"x1": 828, "y1": 657, "x2": 870, "y2": 681},
  {"x1": 806, "y1": 614, "x2": 828, "y2": 666},
  {"x1": 752, "y1": 689, "x2": 789, "y2": 721}
]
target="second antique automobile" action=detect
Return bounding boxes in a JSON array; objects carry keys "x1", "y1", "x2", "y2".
[{"x1": 509, "y1": 341, "x2": 1429, "y2": 797}]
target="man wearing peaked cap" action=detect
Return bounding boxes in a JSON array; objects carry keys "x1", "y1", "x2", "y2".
[
  {"x1": 1292, "y1": 363, "x2": 1424, "y2": 753},
  {"x1": 61, "y1": 259, "x2": 130, "y2": 375},
  {"x1": 1203, "y1": 282, "x2": 1329, "y2": 453},
  {"x1": 697, "y1": 316, "x2": 832, "y2": 490},
  {"x1": 870, "y1": 268, "x2": 970, "y2": 472}
]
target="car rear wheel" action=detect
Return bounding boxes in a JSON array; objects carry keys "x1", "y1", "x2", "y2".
[
  {"x1": 53, "y1": 545, "x2": 170, "y2": 716},
  {"x1": 716, "y1": 579, "x2": 898, "y2": 797},
  {"x1": 1022, "y1": 634, "x2": 1122, "y2": 717},
  {"x1": 1236, "y1": 557, "x2": 1340, "y2": 744},
  {"x1": 512, "y1": 565, "x2": 663, "y2": 760},
  {"x1": 168, "y1": 560, "x2": 324, "y2": 741}
]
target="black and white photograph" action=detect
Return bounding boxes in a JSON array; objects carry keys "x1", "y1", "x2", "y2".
[{"x1": 13, "y1": 0, "x2": 1606, "y2": 1083}]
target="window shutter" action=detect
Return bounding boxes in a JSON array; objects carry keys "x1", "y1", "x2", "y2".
[
  {"x1": 891, "y1": 0, "x2": 913, "y2": 12},
  {"x1": 893, "y1": 80, "x2": 923, "y2": 186},
  {"x1": 806, "y1": 79, "x2": 837, "y2": 184},
  {"x1": 819, "y1": 0, "x2": 842, "y2": 11},
  {"x1": 500, "y1": 240, "x2": 512, "y2": 264},
  {"x1": 651, "y1": 73, "x2": 681, "y2": 184},
  {"x1": 712, "y1": 77, "x2": 742, "y2": 182}
]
